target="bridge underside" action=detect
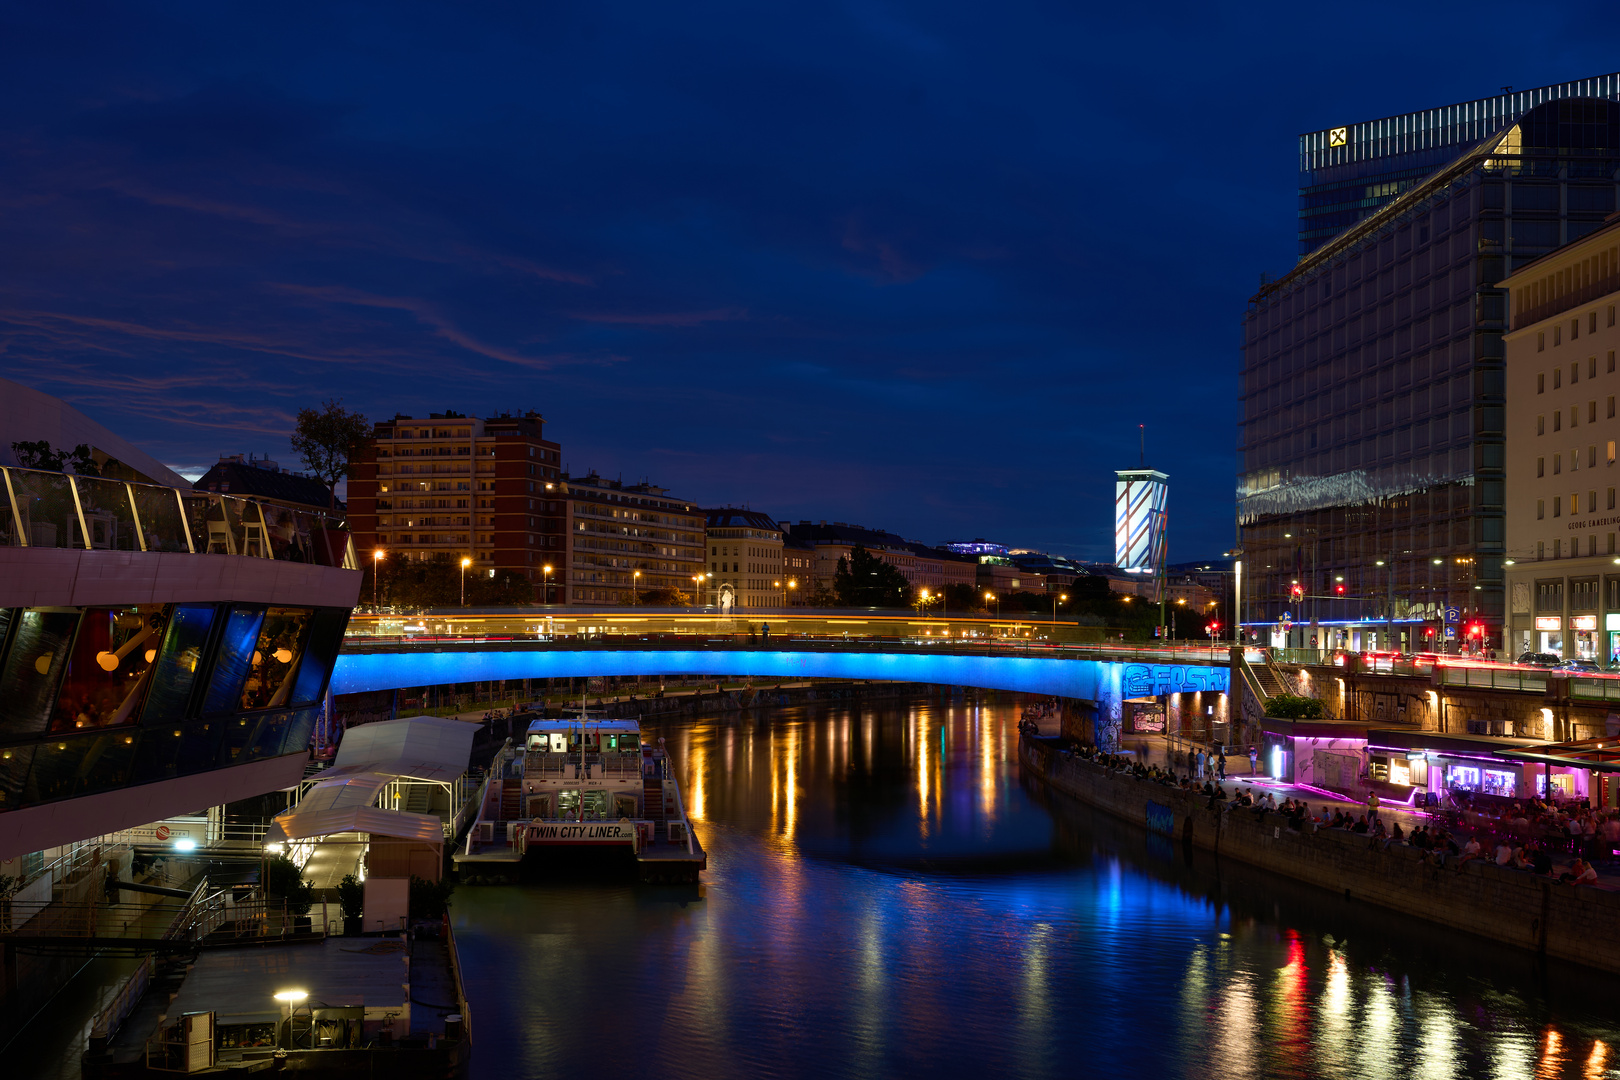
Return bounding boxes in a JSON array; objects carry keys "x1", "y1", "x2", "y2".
[{"x1": 332, "y1": 649, "x2": 1231, "y2": 704}]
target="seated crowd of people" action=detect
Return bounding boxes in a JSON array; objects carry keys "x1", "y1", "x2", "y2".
[{"x1": 1057, "y1": 738, "x2": 1608, "y2": 887}]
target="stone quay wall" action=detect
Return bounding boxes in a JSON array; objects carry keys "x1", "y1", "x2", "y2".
[{"x1": 1021, "y1": 735, "x2": 1620, "y2": 975}]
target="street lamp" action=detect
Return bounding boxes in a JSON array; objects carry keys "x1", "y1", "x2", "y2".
[
  {"x1": 372, "y1": 548, "x2": 384, "y2": 609},
  {"x1": 632, "y1": 570, "x2": 641, "y2": 606},
  {"x1": 985, "y1": 590, "x2": 1000, "y2": 619},
  {"x1": 542, "y1": 564, "x2": 554, "y2": 605},
  {"x1": 460, "y1": 557, "x2": 472, "y2": 607},
  {"x1": 1052, "y1": 591, "x2": 1067, "y2": 624}
]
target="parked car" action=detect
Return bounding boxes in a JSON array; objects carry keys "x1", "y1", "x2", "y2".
[
  {"x1": 1555, "y1": 658, "x2": 1603, "y2": 674},
  {"x1": 1516, "y1": 652, "x2": 1561, "y2": 667}
]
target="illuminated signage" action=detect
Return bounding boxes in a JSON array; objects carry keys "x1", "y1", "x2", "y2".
[
  {"x1": 1572, "y1": 615, "x2": 1598, "y2": 631},
  {"x1": 1535, "y1": 616, "x2": 1561, "y2": 631},
  {"x1": 1114, "y1": 469, "x2": 1168, "y2": 573},
  {"x1": 1328, "y1": 127, "x2": 1348, "y2": 147}
]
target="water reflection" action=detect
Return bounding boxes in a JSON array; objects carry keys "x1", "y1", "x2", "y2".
[{"x1": 453, "y1": 696, "x2": 1620, "y2": 1080}]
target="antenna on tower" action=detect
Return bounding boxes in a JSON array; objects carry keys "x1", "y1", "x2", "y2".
[{"x1": 1139, "y1": 424, "x2": 1145, "y2": 469}]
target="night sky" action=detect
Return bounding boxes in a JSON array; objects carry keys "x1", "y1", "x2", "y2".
[{"x1": 1, "y1": 4, "x2": 1613, "y2": 561}]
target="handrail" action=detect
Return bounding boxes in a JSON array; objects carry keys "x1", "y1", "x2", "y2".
[{"x1": 91, "y1": 955, "x2": 152, "y2": 1041}]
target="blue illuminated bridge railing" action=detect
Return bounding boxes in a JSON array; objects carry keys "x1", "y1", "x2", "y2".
[{"x1": 331, "y1": 638, "x2": 1233, "y2": 702}]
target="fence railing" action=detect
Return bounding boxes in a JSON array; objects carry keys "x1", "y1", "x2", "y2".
[{"x1": 91, "y1": 955, "x2": 152, "y2": 1042}]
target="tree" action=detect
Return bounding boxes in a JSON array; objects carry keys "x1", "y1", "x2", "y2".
[
  {"x1": 639, "y1": 586, "x2": 691, "y2": 606},
  {"x1": 290, "y1": 400, "x2": 370, "y2": 515},
  {"x1": 804, "y1": 580, "x2": 838, "y2": 608},
  {"x1": 375, "y1": 553, "x2": 535, "y2": 609},
  {"x1": 1266, "y1": 693, "x2": 1326, "y2": 720},
  {"x1": 833, "y1": 545, "x2": 912, "y2": 608},
  {"x1": 11, "y1": 440, "x2": 99, "y2": 476}
]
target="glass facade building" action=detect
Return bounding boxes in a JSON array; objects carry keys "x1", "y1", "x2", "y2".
[{"x1": 1241, "y1": 78, "x2": 1620, "y2": 651}]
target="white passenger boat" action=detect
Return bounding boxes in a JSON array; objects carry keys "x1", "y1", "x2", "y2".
[{"x1": 456, "y1": 714, "x2": 705, "y2": 884}]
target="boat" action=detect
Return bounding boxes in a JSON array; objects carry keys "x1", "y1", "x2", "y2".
[{"x1": 455, "y1": 712, "x2": 705, "y2": 884}]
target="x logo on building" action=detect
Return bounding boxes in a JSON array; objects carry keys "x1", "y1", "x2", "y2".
[{"x1": 1328, "y1": 127, "x2": 1348, "y2": 147}]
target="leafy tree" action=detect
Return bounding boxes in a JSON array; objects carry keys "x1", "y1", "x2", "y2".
[
  {"x1": 11, "y1": 440, "x2": 99, "y2": 476},
  {"x1": 803, "y1": 580, "x2": 838, "y2": 608},
  {"x1": 374, "y1": 552, "x2": 534, "y2": 609},
  {"x1": 638, "y1": 586, "x2": 691, "y2": 606},
  {"x1": 833, "y1": 545, "x2": 912, "y2": 608},
  {"x1": 290, "y1": 400, "x2": 370, "y2": 514}
]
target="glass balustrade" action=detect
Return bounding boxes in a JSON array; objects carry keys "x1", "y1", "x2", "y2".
[{"x1": 0, "y1": 466, "x2": 357, "y2": 568}]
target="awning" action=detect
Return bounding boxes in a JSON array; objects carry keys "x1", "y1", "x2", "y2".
[
  {"x1": 267, "y1": 805, "x2": 443, "y2": 845},
  {"x1": 1495, "y1": 737, "x2": 1620, "y2": 774},
  {"x1": 264, "y1": 715, "x2": 475, "y2": 846}
]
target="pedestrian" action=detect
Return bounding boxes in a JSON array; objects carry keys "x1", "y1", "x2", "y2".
[
  {"x1": 1196, "y1": 749, "x2": 1206, "y2": 780},
  {"x1": 1367, "y1": 790, "x2": 1381, "y2": 823},
  {"x1": 762, "y1": 622, "x2": 770, "y2": 642},
  {"x1": 1217, "y1": 749, "x2": 1226, "y2": 781},
  {"x1": 1248, "y1": 745, "x2": 1259, "y2": 776}
]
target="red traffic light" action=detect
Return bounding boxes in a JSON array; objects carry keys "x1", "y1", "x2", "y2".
[
  {"x1": 1468, "y1": 623, "x2": 1484, "y2": 637},
  {"x1": 1335, "y1": 584, "x2": 1345, "y2": 595}
]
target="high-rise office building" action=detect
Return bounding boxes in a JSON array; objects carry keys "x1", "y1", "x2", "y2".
[{"x1": 1240, "y1": 76, "x2": 1620, "y2": 651}]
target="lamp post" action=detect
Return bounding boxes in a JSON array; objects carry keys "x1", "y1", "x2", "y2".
[
  {"x1": 632, "y1": 570, "x2": 641, "y2": 606},
  {"x1": 985, "y1": 590, "x2": 999, "y2": 620},
  {"x1": 273, "y1": 989, "x2": 309, "y2": 1049},
  {"x1": 460, "y1": 557, "x2": 471, "y2": 607},
  {"x1": 372, "y1": 549, "x2": 383, "y2": 609},
  {"x1": 542, "y1": 564, "x2": 553, "y2": 605},
  {"x1": 1052, "y1": 591, "x2": 1067, "y2": 624}
]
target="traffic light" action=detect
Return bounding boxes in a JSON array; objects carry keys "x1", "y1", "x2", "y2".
[
  {"x1": 1467, "y1": 622, "x2": 1484, "y2": 638},
  {"x1": 1290, "y1": 583, "x2": 1304, "y2": 602},
  {"x1": 1335, "y1": 583, "x2": 1346, "y2": 595}
]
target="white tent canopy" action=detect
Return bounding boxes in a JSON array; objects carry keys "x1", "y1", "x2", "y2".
[{"x1": 266, "y1": 715, "x2": 477, "y2": 845}]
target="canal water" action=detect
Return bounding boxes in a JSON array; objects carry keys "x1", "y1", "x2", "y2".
[{"x1": 452, "y1": 696, "x2": 1620, "y2": 1080}]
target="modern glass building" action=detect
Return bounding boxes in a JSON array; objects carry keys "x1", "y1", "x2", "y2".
[
  {"x1": 0, "y1": 464, "x2": 360, "y2": 860},
  {"x1": 1241, "y1": 76, "x2": 1620, "y2": 651}
]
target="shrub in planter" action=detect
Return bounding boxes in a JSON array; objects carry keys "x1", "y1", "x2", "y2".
[
  {"x1": 337, "y1": 873, "x2": 365, "y2": 933},
  {"x1": 1266, "y1": 693, "x2": 1326, "y2": 720},
  {"x1": 263, "y1": 854, "x2": 315, "y2": 917},
  {"x1": 409, "y1": 875, "x2": 455, "y2": 920}
]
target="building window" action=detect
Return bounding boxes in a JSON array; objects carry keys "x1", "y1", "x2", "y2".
[
  {"x1": 1555, "y1": 539, "x2": 1562, "y2": 558},
  {"x1": 1538, "y1": 373, "x2": 1546, "y2": 394},
  {"x1": 1554, "y1": 455, "x2": 1561, "y2": 474},
  {"x1": 1591, "y1": 356, "x2": 1599, "y2": 379},
  {"x1": 1539, "y1": 332, "x2": 1547, "y2": 352},
  {"x1": 1572, "y1": 493, "x2": 1580, "y2": 514},
  {"x1": 1554, "y1": 412, "x2": 1562, "y2": 432},
  {"x1": 1555, "y1": 496, "x2": 1562, "y2": 517},
  {"x1": 1556, "y1": 325, "x2": 1563, "y2": 346},
  {"x1": 1610, "y1": 488, "x2": 1616, "y2": 511},
  {"x1": 1574, "y1": 363, "x2": 1581, "y2": 384},
  {"x1": 1538, "y1": 457, "x2": 1545, "y2": 477},
  {"x1": 1611, "y1": 396, "x2": 1617, "y2": 419},
  {"x1": 1539, "y1": 415, "x2": 1546, "y2": 435},
  {"x1": 1571, "y1": 407, "x2": 1578, "y2": 429},
  {"x1": 1591, "y1": 401, "x2": 1599, "y2": 424},
  {"x1": 1538, "y1": 499, "x2": 1545, "y2": 519},
  {"x1": 1594, "y1": 312, "x2": 1601, "y2": 335},
  {"x1": 1537, "y1": 541, "x2": 1545, "y2": 560},
  {"x1": 1555, "y1": 368, "x2": 1563, "y2": 388},
  {"x1": 1593, "y1": 446, "x2": 1601, "y2": 468},
  {"x1": 1610, "y1": 441, "x2": 1617, "y2": 465},
  {"x1": 1574, "y1": 318, "x2": 1581, "y2": 341},
  {"x1": 1591, "y1": 490, "x2": 1599, "y2": 514}
]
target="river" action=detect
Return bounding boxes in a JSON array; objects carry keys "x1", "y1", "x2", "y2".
[{"x1": 451, "y1": 694, "x2": 1620, "y2": 1079}]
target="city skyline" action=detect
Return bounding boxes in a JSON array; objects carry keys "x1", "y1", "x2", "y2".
[{"x1": 3, "y1": 4, "x2": 1617, "y2": 563}]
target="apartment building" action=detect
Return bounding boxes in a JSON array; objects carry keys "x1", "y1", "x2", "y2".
[
  {"x1": 705, "y1": 508, "x2": 784, "y2": 609},
  {"x1": 347, "y1": 411, "x2": 565, "y2": 580},
  {"x1": 561, "y1": 472, "x2": 705, "y2": 605}
]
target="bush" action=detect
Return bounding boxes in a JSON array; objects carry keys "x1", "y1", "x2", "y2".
[
  {"x1": 263, "y1": 854, "x2": 315, "y2": 916},
  {"x1": 409, "y1": 875, "x2": 455, "y2": 920},
  {"x1": 1266, "y1": 693, "x2": 1326, "y2": 719},
  {"x1": 336, "y1": 873, "x2": 365, "y2": 921}
]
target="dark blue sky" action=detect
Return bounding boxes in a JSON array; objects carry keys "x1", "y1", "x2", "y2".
[{"x1": 1, "y1": 3, "x2": 1613, "y2": 560}]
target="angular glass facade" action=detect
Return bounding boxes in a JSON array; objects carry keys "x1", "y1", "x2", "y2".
[
  {"x1": 0, "y1": 600, "x2": 350, "y2": 814},
  {"x1": 1297, "y1": 75, "x2": 1620, "y2": 256},
  {"x1": 1242, "y1": 94, "x2": 1620, "y2": 651}
]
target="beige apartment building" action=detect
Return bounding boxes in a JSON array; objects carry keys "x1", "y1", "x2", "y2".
[
  {"x1": 1502, "y1": 218, "x2": 1620, "y2": 661},
  {"x1": 705, "y1": 509, "x2": 784, "y2": 609},
  {"x1": 560, "y1": 472, "x2": 706, "y2": 605}
]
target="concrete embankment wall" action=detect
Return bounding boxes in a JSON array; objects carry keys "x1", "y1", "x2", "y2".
[{"x1": 1021, "y1": 737, "x2": 1620, "y2": 976}]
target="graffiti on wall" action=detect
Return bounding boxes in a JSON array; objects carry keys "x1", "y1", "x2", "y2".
[{"x1": 1122, "y1": 664, "x2": 1231, "y2": 698}]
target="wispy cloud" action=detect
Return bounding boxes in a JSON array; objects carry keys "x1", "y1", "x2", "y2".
[{"x1": 568, "y1": 307, "x2": 747, "y2": 327}]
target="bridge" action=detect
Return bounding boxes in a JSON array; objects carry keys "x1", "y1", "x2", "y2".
[{"x1": 331, "y1": 627, "x2": 1236, "y2": 727}]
